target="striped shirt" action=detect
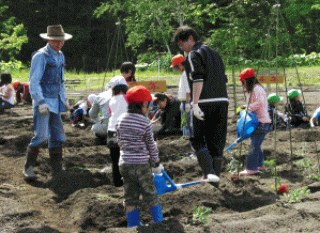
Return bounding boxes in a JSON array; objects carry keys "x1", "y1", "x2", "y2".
[{"x1": 116, "y1": 112, "x2": 160, "y2": 165}]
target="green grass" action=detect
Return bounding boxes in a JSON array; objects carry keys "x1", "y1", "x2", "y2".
[{"x1": 9, "y1": 65, "x2": 320, "y2": 92}]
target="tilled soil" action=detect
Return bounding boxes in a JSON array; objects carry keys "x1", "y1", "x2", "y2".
[{"x1": 1, "y1": 86, "x2": 320, "y2": 232}]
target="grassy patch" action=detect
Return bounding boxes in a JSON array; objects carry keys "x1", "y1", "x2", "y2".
[{"x1": 10, "y1": 65, "x2": 320, "y2": 92}]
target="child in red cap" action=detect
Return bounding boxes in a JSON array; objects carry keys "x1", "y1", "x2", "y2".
[
  {"x1": 234, "y1": 68, "x2": 271, "y2": 177},
  {"x1": 171, "y1": 54, "x2": 191, "y2": 138},
  {"x1": 116, "y1": 85, "x2": 164, "y2": 228}
]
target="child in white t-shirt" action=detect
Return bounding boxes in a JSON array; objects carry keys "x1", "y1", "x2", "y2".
[
  {"x1": 171, "y1": 54, "x2": 191, "y2": 138},
  {"x1": 106, "y1": 76, "x2": 129, "y2": 187}
]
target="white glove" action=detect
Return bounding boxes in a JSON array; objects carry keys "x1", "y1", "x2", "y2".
[
  {"x1": 39, "y1": 103, "x2": 49, "y2": 115},
  {"x1": 185, "y1": 103, "x2": 192, "y2": 113},
  {"x1": 152, "y1": 163, "x2": 164, "y2": 174},
  {"x1": 192, "y1": 103, "x2": 204, "y2": 120}
]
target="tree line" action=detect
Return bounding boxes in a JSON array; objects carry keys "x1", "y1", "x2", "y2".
[{"x1": 1, "y1": 0, "x2": 320, "y2": 73}]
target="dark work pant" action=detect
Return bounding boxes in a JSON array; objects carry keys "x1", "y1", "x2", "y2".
[
  {"x1": 109, "y1": 146, "x2": 123, "y2": 187},
  {"x1": 190, "y1": 102, "x2": 228, "y2": 159}
]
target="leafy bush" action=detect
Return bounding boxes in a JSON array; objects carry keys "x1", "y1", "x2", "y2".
[
  {"x1": 224, "y1": 52, "x2": 320, "y2": 69},
  {"x1": 192, "y1": 204, "x2": 212, "y2": 225},
  {"x1": 0, "y1": 60, "x2": 27, "y2": 73},
  {"x1": 136, "y1": 52, "x2": 173, "y2": 72}
]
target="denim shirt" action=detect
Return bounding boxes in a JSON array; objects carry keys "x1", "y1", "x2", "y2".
[{"x1": 29, "y1": 44, "x2": 67, "y2": 114}]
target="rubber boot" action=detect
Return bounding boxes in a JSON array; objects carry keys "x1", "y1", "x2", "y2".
[
  {"x1": 212, "y1": 157, "x2": 223, "y2": 188},
  {"x1": 151, "y1": 203, "x2": 164, "y2": 223},
  {"x1": 49, "y1": 147, "x2": 64, "y2": 177},
  {"x1": 126, "y1": 209, "x2": 141, "y2": 228},
  {"x1": 195, "y1": 148, "x2": 214, "y2": 178},
  {"x1": 23, "y1": 146, "x2": 39, "y2": 180}
]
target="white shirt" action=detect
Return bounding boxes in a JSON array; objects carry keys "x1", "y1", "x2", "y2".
[
  {"x1": 78, "y1": 101, "x2": 89, "y2": 115},
  {"x1": 178, "y1": 71, "x2": 190, "y2": 100},
  {"x1": 1, "y1": 84, "x2": 14, "y2": 105},
  {"x1": 108, "y1": 94, "x2": 128, "y2": 131}
]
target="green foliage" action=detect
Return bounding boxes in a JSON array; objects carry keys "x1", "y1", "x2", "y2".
[
  {"x1": 284, "y1": 187, "x2": 310, "y2": 205},
  {"x1": 227, "y1": 153, "x2": 244, "y2": 174},
  {"x1": 94, "y1": 0, "x2": 219, "y2": 53},
  {"x1": 296, "y1": 142, "x2": 320, "y2": 181},
  {"x1": 0, "y1": 2, "x2": 28, "y2": 62},
  {"x1": 263, "y1": 159, "x2": 281, "y2": 188},
  {"x1": 192, "y1": 204, "x2": 212, "y2": 225},
  {"x1": 137, "y1": 52, "x2": 172, "y2": 71},
  {"x1": 1, "y1": 60, "x2": 27, "y2": 73}
]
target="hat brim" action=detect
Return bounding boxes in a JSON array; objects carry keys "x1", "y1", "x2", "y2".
[{"x1": 40, "y1": 33, "x2": 73, "y2": 41}]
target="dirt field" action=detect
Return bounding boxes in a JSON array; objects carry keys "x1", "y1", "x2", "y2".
[{"x1": 1, "y1": 86, "x2": 320, "y2": 233}]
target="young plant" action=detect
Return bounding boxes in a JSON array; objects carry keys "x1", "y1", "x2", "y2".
[
  {"x1": 227, "y1": 150, "x2": 245, "y2": 174},
  {"x1": 192, "y1": 204, "x2": 212, "y2": 225},
  {"x1": 264, "y1": 159, "x2": 281, "y2": 188},
  {"x1": 284, "y1": 187, "x2": 310, "y2": 205},
  {"x1": 296, "y1": 142, "x2": 320, "y2": 181}
]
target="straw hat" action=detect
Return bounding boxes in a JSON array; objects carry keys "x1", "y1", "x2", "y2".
[{"x1": 40, "y1": 25, "x2": 72, "y2": 41}]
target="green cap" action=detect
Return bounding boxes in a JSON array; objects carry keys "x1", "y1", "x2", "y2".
[
  {"x1": 287, "y1": 89, "x2": 301, "y2": 99},
  {"x1": 267, "y1": 93, "x2": 283, "y2": 104}
]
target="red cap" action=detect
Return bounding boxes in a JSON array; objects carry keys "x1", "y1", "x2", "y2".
[
  {"x1": 239, "y1": 68, "x2": 255, "y2": 82},
  {"x1": 127, "y1": 85, "x2": 155, "y2": 104},
  {"x1": 12, "y1": 81, "x2": 20, "y2": 90},
  {"x1": 170, "y1": 54, "x2": 184, "y2": 68}
]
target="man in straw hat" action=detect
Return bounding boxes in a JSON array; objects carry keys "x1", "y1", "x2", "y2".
[{"x1": 23, "y1": 25, "x2": 72, "y2": 180}]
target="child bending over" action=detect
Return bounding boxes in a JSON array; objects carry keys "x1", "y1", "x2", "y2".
[
  {"x1": 267, "y1": 93, "x2": 287, "y2": 130},
  {"x1": 285, "y1": 89, "x2": 310, "y2": 129}
]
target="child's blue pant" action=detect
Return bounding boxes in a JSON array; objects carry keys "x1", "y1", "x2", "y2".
[{"x1": 246, "y1": 123, "x2": 271, "y2": 170}]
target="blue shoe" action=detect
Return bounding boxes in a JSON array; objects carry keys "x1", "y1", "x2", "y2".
[
  {"x1": 126, "y1": 209, "x2": 141, "y2": 228},
  {"x1": 151, "y1": 204, "x2": 164, "y2": 223}
]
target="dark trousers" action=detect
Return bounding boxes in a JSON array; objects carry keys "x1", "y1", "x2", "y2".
[
  {"x1": 190, "y1": 102, "x2": 228, "y2": 158},
  {"x1": 109, "y1": 146, "x2": 123, "y2": 187}
]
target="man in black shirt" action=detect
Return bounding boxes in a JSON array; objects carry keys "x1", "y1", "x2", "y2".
[{"x1": 173, "y1": 26, "x2": 228, "y2": 184}]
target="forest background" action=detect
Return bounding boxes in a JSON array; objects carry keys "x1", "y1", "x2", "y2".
[{"x1": 1, "y1": 0, "x2": 320, "y2": 75}]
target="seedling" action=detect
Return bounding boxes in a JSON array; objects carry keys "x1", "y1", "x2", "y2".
[
  {"x1": 98, "y1": 194, "x2": 115, "y2": 200},
  {"x1": 284, "y1": 187, "x2": 310, "y2": 205},
  {"x1": 192, "y1": 204, "x2": 212, "y2": 225},
  {"x1": 227, "y1": 150, "x2": 246, "y2": 174},
  {"x1": 296, "y1": 142, "x2": 320, "y2": 181},
  {"x1": 264, "y1": 159, "x2": 281, "y2": 189}
]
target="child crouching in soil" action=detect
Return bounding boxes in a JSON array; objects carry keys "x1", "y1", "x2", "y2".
[
  {"x1": 285, "y1": 89, "x2": 310, "y2": 129},
  {"x1": 267, "y1": 93, "x2": 288, "y2": 130},
  {"x1": 116, "y1": 85, "x2": 164, "y2": 228}
]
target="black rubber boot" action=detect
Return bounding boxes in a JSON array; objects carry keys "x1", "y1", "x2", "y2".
[
  {"x1": 213, "y1": 157, "x2": 223, "y2": 177},
  {"x1": 212, "y1": 157, "x2": 223, "y2": 188},
  {"x1": 23, "y1": 146, "x2": 39, "y2": 180},
  {"x1": 49, "y1": 147, "x2": 64, "y2": 177}
]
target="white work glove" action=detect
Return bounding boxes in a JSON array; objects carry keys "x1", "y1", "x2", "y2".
[
  {"x1": 185, "y1": 103, "x2": 192, "y2": 113},
  {"x1": 152, "y1": 163, "x2": 164, "y2": 174},
  {"x1": 192, "y1": 103, "x2": 204, "y2": 120},
  {"x1": 39, "y1": 103, "x2": 49, "y2": 115}
]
